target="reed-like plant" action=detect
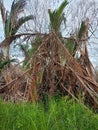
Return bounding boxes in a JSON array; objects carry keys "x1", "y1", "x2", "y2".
[{"x1": 0, "y1": 98, "x2": 98, "y2": 130}]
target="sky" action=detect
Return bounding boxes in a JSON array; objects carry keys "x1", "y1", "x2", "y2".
[
  {"x1": 0, "y1": 0, "x2": 98, "y2": 66},
  {"x1": 0, "y1": 0, "x2": 13, "y2": 40}
]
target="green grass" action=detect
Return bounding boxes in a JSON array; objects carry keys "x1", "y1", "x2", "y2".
[{"x1": 0, "y1": 97, "x2": 98, "y2": 130}]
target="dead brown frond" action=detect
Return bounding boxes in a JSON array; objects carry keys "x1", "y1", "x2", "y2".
[
  {"x1": 0, "y1": 64, "x2": 35, "y2": 102},
  {"x1": 28, "y1": 29, "x2": 98, "y2": 109},
  {"x1": 0, "y1": 18, "x2": 98, "y2": 110}
]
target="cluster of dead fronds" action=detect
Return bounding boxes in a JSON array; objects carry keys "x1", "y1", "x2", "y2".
[
  {"x1": 0, "y1": 18, "x2": 98, "y2": 110},
  {"x1": 28, "y1": 31, "x2": 98, "y2": 108},
  {"x1": 0, "y1": 64, "x2": 36, "y2": 102}
]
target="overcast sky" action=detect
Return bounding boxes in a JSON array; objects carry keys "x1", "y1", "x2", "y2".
[
  {"x1": 0, "y1": 0, "x2": 98, "y2": 66},
  {"x1": 0, "y1": 0, "x2": 98, "y2": 38},
  {"x1": 0, "y1": 0, "x2": 13, "y2": 40}
]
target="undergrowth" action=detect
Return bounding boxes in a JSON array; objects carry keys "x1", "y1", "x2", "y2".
[{"x1": 0, "y1": 97, "x2": 98, "y2": 130}]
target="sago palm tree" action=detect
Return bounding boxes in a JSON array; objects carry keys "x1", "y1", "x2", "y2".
[
  {"x1": 0, "y1": 0, "x2": 34, "y2": 59},
  {"x1": 48, "y1": 0, "x2": 68, "y2": 35}
]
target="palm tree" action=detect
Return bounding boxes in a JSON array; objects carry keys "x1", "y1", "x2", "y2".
[
  {"x1": 48, "y1": 0, "x2": 68, "y2": 35},
  {"x1": 0, "y1": 0, "x2": 34, "y2": 59}
]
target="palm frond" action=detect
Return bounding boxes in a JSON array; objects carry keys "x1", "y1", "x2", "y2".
[
  {"x1": 48, "y1": 9, "x2": 55, "y2": 30},
  {"x1": 11, "y1": 15, "x2": 34, "y2": 35},
  {"x1": 78, "y1": 21, "x2": 85, "y2": 39},
  {"x1": 11, "y1": 0, "x2": 26, "y2": 15},
  {"x1": 0, "y1": 0, "x2": 34, "y2": 59},
  {"x1": 56, "y1": 0, "x2": 68, "y2": 17},
  {"x1": 48, "y1": 9, "x2": 60, "y2": 32},
  {"x1": 65, "y1": 39, "x2": 76, "y2": 55},
  {"x1": 48, "y1": 0, "x2": 68, "y2": 33},
  {"x1": 55, "y1": 0, "x2": 68, "y2": 29},
  {"x1": 4, "y1": 13, "x2": 11, "y2": 38},
  {"x1": 10, "y1": 0, "x2": 26, "y2": 28}
]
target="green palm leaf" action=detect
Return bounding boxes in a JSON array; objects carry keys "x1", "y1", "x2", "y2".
[
  {"x1": 4, "y1": 13, "x2": 11, "y2": 38},
  {"x1": 78, "y1": 21, "x2": 85, "y2": 39},
  {"x1": 56, "y1": 0, "x2": 68, "y2": 18},
  {"x1": 48, "y1": 0, "x2": 68, "y2": 33},
  {"x1": 11, "y1": 15, "x2": 34, "y2": 35}
]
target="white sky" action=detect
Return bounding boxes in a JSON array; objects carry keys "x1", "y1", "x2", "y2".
[
  {"x1": 0, "y1": 0, "x2": 98, "y2": 66},
  {"x1": 0, "y1": 0, "x2": 13, "y2": 40}
]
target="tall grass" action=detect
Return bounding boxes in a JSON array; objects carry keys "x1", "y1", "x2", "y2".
[{"x1": 0, "y1": 97, "x2": 98, "y2": 130}]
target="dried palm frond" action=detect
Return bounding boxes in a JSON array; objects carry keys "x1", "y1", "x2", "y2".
[
  {"x1": 0, "y1": 64, "x2": 35, "y2": 102},
  {"x1": 27, "y1": 31, "x2": 98, "y2": 109},
  {"x1": 0, "y1": 31, "x2": 98, "y2": 109}
]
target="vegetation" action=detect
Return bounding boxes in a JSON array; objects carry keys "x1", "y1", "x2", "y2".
[
  {"x1": 0, "y1": 0, "x2": 33, "y2": 59},
  {"x1": 20, "y1": 35, "x2": 42, "y2": 69},
  {"x1": 0, "y1": 58, "x2": 16, "y2": 70},
  {"x1": 0, "y1": 2, "x2": 98, "y2": 130},
  {"x1": 0, "y1": 97, "x2": 98, "y2": 130},
  {"x1": 48, "y1": 0, "x2": 68, "y2": 35}
]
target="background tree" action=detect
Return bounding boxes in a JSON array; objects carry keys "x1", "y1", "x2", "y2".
[{"x1": 0, "y1": 0, "x2": 34, "y2": 59}]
